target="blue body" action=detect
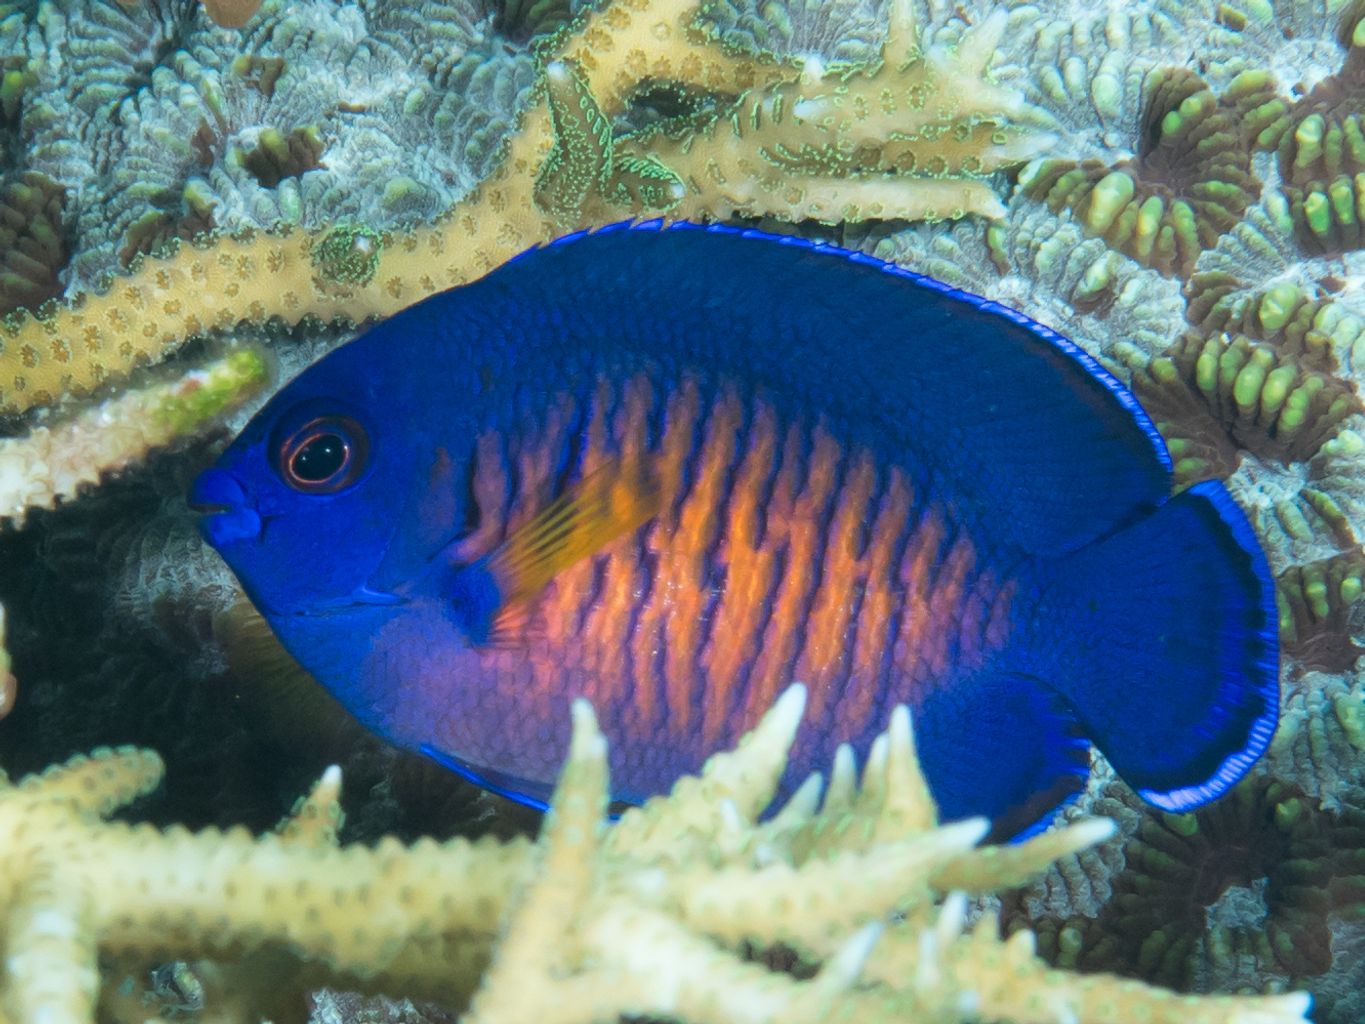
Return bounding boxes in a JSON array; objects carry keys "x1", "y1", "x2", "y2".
[{"x1": 192, "y1": 222, "x2": 1280, "y2": 837}]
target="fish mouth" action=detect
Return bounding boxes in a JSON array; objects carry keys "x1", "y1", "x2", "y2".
[{"x1": 189, "y1": 468, "x2": 263, "y2": 545}]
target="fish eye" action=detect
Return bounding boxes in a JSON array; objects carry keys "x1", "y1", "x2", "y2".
[{"x1": 276, "y1": 416, "x2": 369, "y2": 494}]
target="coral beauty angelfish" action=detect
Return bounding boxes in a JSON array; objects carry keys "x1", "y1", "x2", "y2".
[{"x1": 191, "y1": 221, "x2": 1279, "y2": 839}]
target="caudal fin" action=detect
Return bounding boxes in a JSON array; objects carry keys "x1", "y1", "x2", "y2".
[{"x1": 1028, "y1": 481, "x2": 1279, "y2": 811}]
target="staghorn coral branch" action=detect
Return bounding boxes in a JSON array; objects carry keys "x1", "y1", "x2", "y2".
[
  {"x1": 666, "y1": 821, "x2": 986, "y2": 951},
  {"x1": 14, "y1": 747, "x2": 164, "y2": 816},
  {"x1": 0, "y1": 346, "x2": 268, "y2": 526},
  {"x1": 6, "y1": 866, "x2": 99, "y2": 1024},
  {"x1": 552, "y1": 0, "x2": 792, "y2": 103},
  {"x1": 0, "y1": 686, "x2": 1312, "y2": 1024},
  {"x1": 0, "y1": 0, "x2": 1042, "y2": 419},
  {"x1": 865, "y1": 914, "x2": 1314, "y2": 1024},
  {"x1": 275, "y1": 764, "x2": 345, "y2": 847},
  {"x1": 0, "y1": 605, "x2": 13, "y2": 722},
  {"x1": 611, "y1": 5, "x2": 1049, "y2": 223}
]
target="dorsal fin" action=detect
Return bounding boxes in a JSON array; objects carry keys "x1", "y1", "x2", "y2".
[{"x1": 476, "y1": 220, "x2": 1172, "y2": 556}]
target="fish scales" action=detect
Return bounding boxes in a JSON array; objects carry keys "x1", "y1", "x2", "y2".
[
  {"x1": 192, "y1": 222, "x2": 1280, "y2": 835},
  {"x1": 400, "y1": 369, "x2": 1010, "y2": 801}
]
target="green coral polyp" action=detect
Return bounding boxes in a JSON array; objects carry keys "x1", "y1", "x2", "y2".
[
  {"x1": 1010, "y1": 777, "x2": 1364, "y2": 995},
  {"x1": 1278, "y1": 550, "x2": 1365, "y2": 671},
  {"x1": 311, "y1": 225, "x2": 385, "y2": 288},
  {"x1": 1255, "y1": 7, "x2": 1365, "y2": 254},
  {"x1": 1185, "y1": 273, "x2": 1364, "y2": 370},
  {"x1": 235, "y1": 125, "x2": 326, "y2": 189},
  {"x1": 0, "y1": 172, "x2": 69, "y2": 319},
  {"x1": 1179, "y1": 332, "x2": 1358, "y2": 462},
  {"x1": 1020, "y1": 67, "x2": 1278, "y2": 278},
  {"x1": 1129, "y1": 274, "x2": 1365, "y2": 486}
]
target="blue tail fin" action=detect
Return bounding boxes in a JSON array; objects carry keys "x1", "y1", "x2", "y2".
[{"x1": 1027, "y1": 482, "x2": 1279, "y2": 811}]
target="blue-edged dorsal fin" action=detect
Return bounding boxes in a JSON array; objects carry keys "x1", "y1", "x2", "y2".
[{"x1": 480, "y1": 221, "x2": 1172, "y2": 557}]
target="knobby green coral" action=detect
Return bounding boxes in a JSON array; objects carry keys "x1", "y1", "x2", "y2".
[
  {"x1": 1278, "y1": 548, "x2": 1365, "y2": 669},
  {"x1": 1257, "y1": 3, "x2": 1365, "y2": 253},
  {"x1": 1020, "y1": 67, "x2": 1282, "y2": 277},
  {"x1": 1006, "y1": 776, "x2": 1365, "y2": 1004},
  {"x1": 1123, "y1": 271, "x2": 1364, "y2": 486}
]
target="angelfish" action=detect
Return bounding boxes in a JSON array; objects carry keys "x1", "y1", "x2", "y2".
[{"x1": 191, "y1": 222, "x2": 1279, "y2": 837}]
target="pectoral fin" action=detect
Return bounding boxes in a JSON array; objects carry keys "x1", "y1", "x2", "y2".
[{"x1": 452, "y1": 458, "x2": 662, "y2": 646}]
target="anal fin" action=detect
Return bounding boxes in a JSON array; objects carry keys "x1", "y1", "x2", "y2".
[{"x1": 913, "y1": 672, "x2": 1090, "y2": 842}]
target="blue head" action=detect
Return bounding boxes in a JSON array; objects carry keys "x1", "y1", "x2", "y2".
[{"x1": 190, "y1": 298, "x2": 485, "y2": 625}]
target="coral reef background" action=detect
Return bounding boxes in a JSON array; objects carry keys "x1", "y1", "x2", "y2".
[{"x1": 1, "y1": 0, "x2": 1364, "y2": 1020}]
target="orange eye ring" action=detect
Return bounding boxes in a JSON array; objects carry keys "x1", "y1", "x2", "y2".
[{"x1": 276, "y1": 416, "x2": 369, "y2": 494}]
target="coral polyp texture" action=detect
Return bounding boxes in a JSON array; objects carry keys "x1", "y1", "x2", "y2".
[
  {"x1": 0, "y1": 687, "x2": 1316, "y2": 1024},
  {"x1": 1259, "y1": 4, "x2": 1365, "y2": 254},
  {"x1": 3, "y1": 0, "x2": 1365, "y2": 1021},
  {"x1": 1019, "y1": 67, "x2": 1279, "y2": 278}
]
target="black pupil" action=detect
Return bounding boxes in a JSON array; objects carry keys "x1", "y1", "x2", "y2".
[{"x1": 293, "y1": 433, "x2": 347, "y2": 482}]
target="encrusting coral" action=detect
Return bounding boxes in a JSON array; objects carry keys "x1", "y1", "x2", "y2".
[{"x1": 0, "y1": 685, "x2": 1315, "y2": 1024}]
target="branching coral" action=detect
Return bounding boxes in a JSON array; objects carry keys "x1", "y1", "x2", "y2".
[
  {"x1": 0, "y1": 686, "x2": 1314, "y2": 1024},
  {"x1": 0, "y1": 603, "x2": 13, "y2": 721},
  {"x1": 0, "y1": 346, "x2": 266, "y2": 525},
  {"x1": 613, "y1": 1, "x2": 1047, "y2": 225},
  {"x1": 0, "y1": 0, "x2": 1042, "y2": 419}
]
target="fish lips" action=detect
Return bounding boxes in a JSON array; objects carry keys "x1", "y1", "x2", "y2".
[{"x1": 189, "y1": 468, "x2": 263, "y2": 546}]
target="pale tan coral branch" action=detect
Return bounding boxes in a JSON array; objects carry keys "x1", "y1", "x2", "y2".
[
  {"x1": 0, "y1": 346, "x2": 268, "y2": 526},
  {"x1": 5, "y1": 866, "x2": 98, "y2": 1024},
  {"x1": 0, "y1": 605, "x2": 13, "y2": 722},
  {"x1": 275, "y1": 764, "x2": 344, "y2": 847},
  {"x1": 2, "y1": 688, "x2": 1306, "y2": 1024},
  {"x1": 552, "y1": 0, "x2": 792, "y2": 107},
  {"x1": 0, "y1": 0, "x2": 1043, "y2": 419}
]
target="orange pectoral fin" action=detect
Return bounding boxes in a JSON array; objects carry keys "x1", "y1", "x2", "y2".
[{"x1": 477, "y1": 457, "x2": 663, "y2": 640}]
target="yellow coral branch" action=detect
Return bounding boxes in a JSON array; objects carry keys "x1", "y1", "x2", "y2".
[
  {"x1": 0, "y1": 0, "x2": 1042, "y2": 417},
  {"x1": 0, "y1": 605, "x2": 13, "y2": 722}
]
